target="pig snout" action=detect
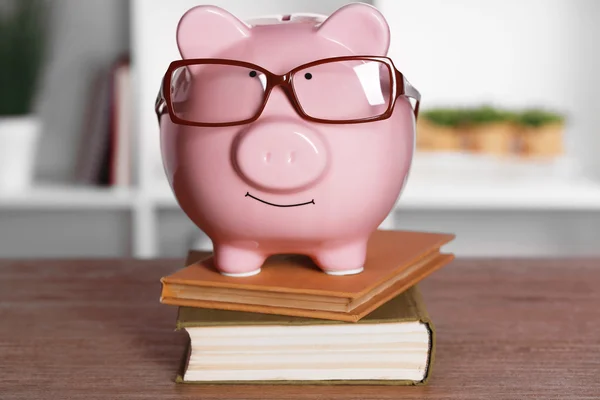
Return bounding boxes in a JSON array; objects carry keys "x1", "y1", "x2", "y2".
[{"x1": 234, "y1": 120, "x2": 328, "y2": 192}]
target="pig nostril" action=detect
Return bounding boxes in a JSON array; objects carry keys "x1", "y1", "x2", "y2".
[
  {"x1": 264, "y1": 152, "x2": 271, "y2": 164},
  {"x1": 287, "y1": 151, "x2": 296, "y2": 164}
]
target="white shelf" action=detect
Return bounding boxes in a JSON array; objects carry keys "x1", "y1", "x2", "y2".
[
  {"x1": 3, "y1": 152, "x2": 600, "y2": 259},
  {"x1": 142, "y1": 175, "x2": 600, "y2": 211},
  {"x1": 3, "y1": 167, "x2": 598, "y2": 260},
  {"x1": 398, "y1": 177, "x2": 600, "y2": 210},
  {"x1": 5, "y1": 155, "x2": 595, "y2": 211},
  {"x1": 397, "y1": 153, "x2": 600, "y2": 210},
  {"x1": 0, "y1": 185, "x2": 136, "y2": 210}
]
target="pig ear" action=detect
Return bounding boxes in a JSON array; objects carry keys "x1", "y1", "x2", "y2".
[
  {"x1": 316, "y1": 3, "x2": 390, "y2": 55},
  {"x1": 176, "y1": 5, "x2": 251, "y2": 59}
]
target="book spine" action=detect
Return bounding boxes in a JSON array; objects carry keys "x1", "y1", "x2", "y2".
[{"x1": 408, "y1": 285, "x2": 436, "y2": 385}]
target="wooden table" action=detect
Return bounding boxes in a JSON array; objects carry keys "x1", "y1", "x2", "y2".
[{"x1": 1, "y1": 256, "x2": 599, "y2": 399}]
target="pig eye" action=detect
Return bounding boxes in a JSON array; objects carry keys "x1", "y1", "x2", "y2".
[
  {"x1": 249, "y1": 70, "x2": 258, "y2": 78},
  {"x1": 304, "y1": 72, "x2": 313, "y2": 80}
]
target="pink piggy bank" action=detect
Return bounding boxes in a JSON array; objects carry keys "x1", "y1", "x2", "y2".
[{"x1": 156, "y1": 3, "x2": 420, "y2": 277}]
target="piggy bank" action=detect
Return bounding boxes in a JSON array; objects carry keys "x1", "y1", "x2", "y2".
[{"x1": 156, "y1": 3, "x2": 420, "y2": 277}]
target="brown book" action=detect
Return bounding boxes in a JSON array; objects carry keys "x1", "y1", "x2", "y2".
[
  {"x1": 161, "y1": 230, "x2": 454, "y2": 322},
  {"x1": 175, "y1": 285, "x2": 436, "y2": 385}
]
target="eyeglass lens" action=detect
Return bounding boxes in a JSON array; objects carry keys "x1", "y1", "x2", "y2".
[{"x1": 293, "y1": 60, "x2": 392, "y2": 120}]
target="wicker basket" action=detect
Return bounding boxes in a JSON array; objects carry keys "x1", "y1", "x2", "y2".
[
  {"x1": 466, "y1": 122, "x2": 518, "y2": 157},
  {"x1": 416, "y1": 119, "x2": 464, "y2": 152},
  {"x1": 516, "y1": 123, "x2": 564, "y2": 158}
]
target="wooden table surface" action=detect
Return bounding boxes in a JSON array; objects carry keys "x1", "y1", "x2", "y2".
[{"x1": 1, "y1": 255, "x2": 599, "y2": 399}]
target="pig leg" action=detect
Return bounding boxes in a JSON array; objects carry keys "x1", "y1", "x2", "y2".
[
  {"x1": 313, "y1": 239, "x2": 368, "y2": 276},
  {"x1": 213, "y1": 244, "x2": 266, "y2": 277}
]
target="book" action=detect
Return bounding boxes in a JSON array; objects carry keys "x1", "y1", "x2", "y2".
[
  {"x1": 161, "y1": 230, "x2": 454, "y2": 322},
  {"x1": 108, "y1": 57, "x2": 132, "y2": 187},
  {"x1": 175, "y1": 285, "x2": 435, "y2": 385},
  {"x1": 75, "y1": 65, "x2": 112, "y2": 185},
  {"x1": 75, "y1": 54, "x2": 131, "y2": 187}
]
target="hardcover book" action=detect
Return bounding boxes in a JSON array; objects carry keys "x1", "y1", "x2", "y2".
[
  {"x1": 175, "y1": 285, "x2": 436, "y2": 385},
  {"x1": 160, "y1": 230, "x2": 455, "y2": 322}
]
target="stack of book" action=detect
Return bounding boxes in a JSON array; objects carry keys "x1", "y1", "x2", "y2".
[{"x1": 159, "y1": 229, "x2": 455, "y2": 385}]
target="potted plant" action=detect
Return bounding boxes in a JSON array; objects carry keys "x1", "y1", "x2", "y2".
[
  {"x1": 463, "y1": 105, "x2": 517, "y2": 156},
  {"x1": 417, "y1": 108, "x2": 469, "y2": 152},
  {"x1": 515, "y1": 108, "x2": 565, "y2": 158},
  {"x1": 0, "y1": 0, "x2": 50, "y2": 192}
]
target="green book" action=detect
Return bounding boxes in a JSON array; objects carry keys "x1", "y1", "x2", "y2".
[{"x1": 175, "y1": 285, "x2": 436, "y2": 385}]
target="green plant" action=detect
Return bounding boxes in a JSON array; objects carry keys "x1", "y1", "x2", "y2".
[
  {"x1": 465, "y1": 105, "x2": 514, "y2": 125},
  {"x1": 422, "y1": 105, "x2": 566, "y2": 130},
  {"x1": 421, "y1": 108, "x2": 470, "y2": 127},
  {"x1": 516, "y1": 108, "x2": 565, "y2": 128},
  {"x1": 0, "y1": 0, "x2": 51, "y2": 116}
]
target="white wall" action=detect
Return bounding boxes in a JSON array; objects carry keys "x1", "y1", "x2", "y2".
[
  {"x1": 376, "y1": 0, "x2": 600, "y2": 175},
  {"x1": 393, "y1": 209, "x2": 600, "y2": 258},
  {"x1": 376, "y1": 0, "x2": 600, "y2": 257},
  {"x1": 0, "y1": 210, "x2": 131, "y2": 258},
  {"x1": 36, "y1": 0, "x2": 130, "y2": 183}
]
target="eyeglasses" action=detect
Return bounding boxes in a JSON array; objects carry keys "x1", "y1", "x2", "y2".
[{"x1": 155, "y1": 56, "x2": 420, "y2": 127}]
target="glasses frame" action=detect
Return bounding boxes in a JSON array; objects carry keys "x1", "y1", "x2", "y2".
[{"x1": 155, "y1": 55, "x2": 421, "y2": 127}]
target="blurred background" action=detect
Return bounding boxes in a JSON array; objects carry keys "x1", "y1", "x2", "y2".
[{"x1": 0, "y1": 0, "x2": 599, "y2": 259}]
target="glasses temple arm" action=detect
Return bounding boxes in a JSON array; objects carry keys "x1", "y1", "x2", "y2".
[
  {"x1": 155, "y1": 75, "x2": 193, "y2": 124},
  {"x1": 405, "y1": 79, "x2": 421, "y2": 119},
  {"x1": 395, "y1": 70, "x2": 421, "y2": 120},
  {"x1": 155, "y1": 77, "x2": 167, "y2": 124}
]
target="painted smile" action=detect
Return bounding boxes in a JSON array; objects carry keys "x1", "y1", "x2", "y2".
[{"x1": 245, "y1": 192, "x2": 315, "y2": 208}]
